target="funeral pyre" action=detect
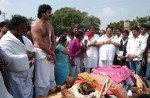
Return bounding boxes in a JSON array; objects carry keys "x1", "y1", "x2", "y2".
[{"x1": 41, "y1": 65, "x2": 150, "y2": 98}]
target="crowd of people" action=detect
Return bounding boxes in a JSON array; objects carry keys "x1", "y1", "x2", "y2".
[{"x1": 0, "y1": 4, "x2": 150, "y2": 98}]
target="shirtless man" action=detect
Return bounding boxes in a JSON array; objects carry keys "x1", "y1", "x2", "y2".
[{"x1": 31, "y1": 4, "x2": 56, "y2": 97}]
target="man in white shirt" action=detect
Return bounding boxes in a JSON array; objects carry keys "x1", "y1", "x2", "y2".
[
  {"x1": 115, "y1": 28, "x2": 122, "y2": 41},
  {"x1": 117, "y1": 30, "x2": 129, "y2": 66},
  {"x1": 83, "y1": 26, "x2": 99, "y2": 73},
  {"x1": 140, "y1": 25, "x2": 149, "y2": 77},
  {"x1": 127, "y1": 26, "x2": 147, "y2": 77},
  {"x1": 140, "y1": 25, "x2": 149, "y2": 40},
  {"x1": 114, "y1": 28, "x2": 122, "y2": 65},
  {"x1": 97, "y1": 27, "x2": 120, "y2": 66}
]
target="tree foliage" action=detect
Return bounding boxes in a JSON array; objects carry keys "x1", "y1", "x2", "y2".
[
  {"x1": 50, "y1": 7, "x2": 100, "y2": 34},
  {"x1": 107, "y1": 15, "x2": 150, "y2": 29},
  {"x1": 27, "y1": 17, "x2": 35, "y2": 26},
  {"x1": 80, "y1": 15, "x2": 100, "y2": 31}
]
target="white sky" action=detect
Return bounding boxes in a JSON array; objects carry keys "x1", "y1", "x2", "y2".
[{"x1": 0, "y1": 0, "x2": 150, "y2": 29}]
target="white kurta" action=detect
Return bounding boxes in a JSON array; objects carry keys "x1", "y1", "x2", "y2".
[
  {"x1": 83, "y1": 34, "x2": 99, "y2": 68},
  {"x1": 98, "y1": 35, "x2": 119, "y2": 66},
  {"x1": 126, "y1": 35, "x2": 146, "y2": 61},
  {"x1": 0, "y1": 31, "x2": 36, "y2": 98}
]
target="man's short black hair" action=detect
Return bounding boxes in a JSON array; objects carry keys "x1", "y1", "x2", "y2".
[
  {"x1": 146, "y1": 25, "x2": 150, "y2": 30},
  {"x1": 69, "y1": 31, "x2": 75, "y2": 36},
  {"x1": 89, "y1": 26, "x2": 96, "y2": 30},
  {"x1": 140, "y1": 24, "x2": 147, "y2": 28},
  {"x1": 131, "y1": 26, "x2": 139, "y2": 31},
  {"x1": 75, "y1": 31, "x2": 83, "y2": 38},
  {"x1": 37, "y1": 4, "x2": 52, "y2": 18},
  {"x1": 59, "y1": 36, "x2": 67, "y2": 43},
  {"x1": 0, "y1": 21, "x2": 8, "y2": 28},
  {"x1": 122, "y1": 30, "x2": 129, "y2": 35},
  {"x1": 116, "y1": 28, "x2": 122, "y2": 32},
  {"x1": 8, "y1": 15, "x2": 27, "y2": 30},
  {"x1": 27, "y1": 25, "x2": 31, "y2": 31},
  {"x1": 106, "y1": 26, "x2": 113, "y2": 31}
]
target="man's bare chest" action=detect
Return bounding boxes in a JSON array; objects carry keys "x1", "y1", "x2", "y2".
[{"x1": 40, "y1": 25, "x2": 50, "y2": 37}]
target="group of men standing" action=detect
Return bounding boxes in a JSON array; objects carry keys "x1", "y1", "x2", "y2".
[{"x1": 81, "y1": 23, "x2": 150, "y2": 89}]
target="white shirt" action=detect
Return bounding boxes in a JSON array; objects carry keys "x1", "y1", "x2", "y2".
[
  {"x1": 139, "y1": 33, "x2": 149, "y2": 41},
  {"x1": 122, "y1": 39, "x2": 128, "y2": 45},
  {"x1": 116, "y1": 38, "x2": 128, "y2": 60},
  {"x1": 66, "y1": 36, "x2": 71, "y2": 42},
  {"x1": 98, "y1": 35, "x2": 119, "y2": 61},
  {"x1": 56, "y1": 36, "x2": 60, "y2": 43},
  {"x1": 127, "y1": 35, "x2": 147, "y2": 61},
  {"x1": 115, "y1": 34, "x2": 122, "y2": 42},
  {"x1": 83, "y1": 34, "x2": 99, "y2": 68}
]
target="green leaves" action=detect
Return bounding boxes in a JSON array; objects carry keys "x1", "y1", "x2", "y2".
[
  {"x1": 107, "y1": 15, "x2": 150, "y2": 29},
  {"x1": 50, "y1": 7, "x2": 100, "y2": 34}
]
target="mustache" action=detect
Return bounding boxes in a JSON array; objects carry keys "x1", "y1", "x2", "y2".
[{"x1": 49, "y1": 15, "x2": 52, "y2": 17}]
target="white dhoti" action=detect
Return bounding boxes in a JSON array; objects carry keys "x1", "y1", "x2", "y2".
[
  {"x1": 34, "y1": 48, "x2": 56, "y2": 97},
  {"x1": 69, "y1": 57, "x2": 81, "y2": 80}
]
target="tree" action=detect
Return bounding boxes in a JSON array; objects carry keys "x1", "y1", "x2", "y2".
[
  {"x1": 50, "y1": 7, "x2": 100, "y2": 34},
  {"x1": 27, "y1": 17, "x2": 35, "y2": 26},
  {"x1": 50, "y1": 7, "x2": 83, "y2": 34},
  {"x1": 107, "y1": 15, "x2": 150, "y2": 29},
  {"x1": 81, "y1": 15, "x2": 100, "y2": 32}
]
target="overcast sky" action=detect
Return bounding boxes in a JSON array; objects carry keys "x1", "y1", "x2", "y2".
[{"x1": 0, "y1": 0, "x2": 149, "y2": 29}]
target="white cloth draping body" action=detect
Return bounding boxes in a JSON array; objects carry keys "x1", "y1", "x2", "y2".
[
  {"x1": 34, "y1": 48, "x2": 56, "y2": 87},
  {"x1": 0, "y1": 31, "x2": 36, "y2": 98},
  {"x1": 34, "y1": 48, "x2": 56, "y2": 97}
]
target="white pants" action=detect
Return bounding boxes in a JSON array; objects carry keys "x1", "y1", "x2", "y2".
[
  {"x1": 69, "y1": 57, "x2": 81, "y2": 80},
  {"x1": 34, "y1": 81, "x2": 56, "y2": 98}
]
